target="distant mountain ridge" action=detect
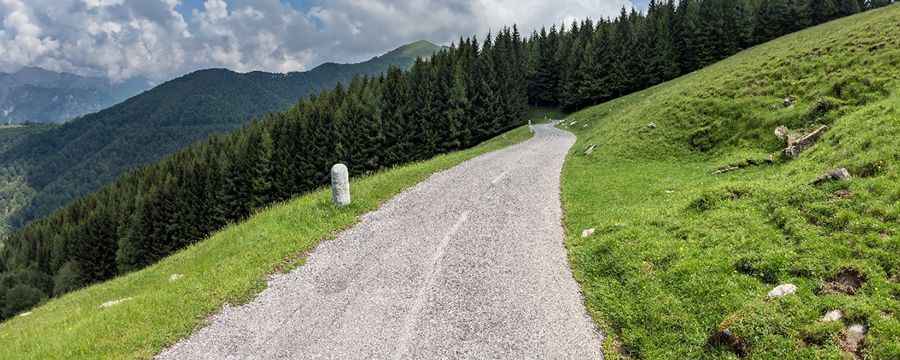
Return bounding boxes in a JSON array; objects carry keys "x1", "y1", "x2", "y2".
[
  {"x1": 0, "y1": 67, "x2": 152, "y2": 124},
  {"x1": 0, "y1": 40, "x2": 443, "y2": 231}
]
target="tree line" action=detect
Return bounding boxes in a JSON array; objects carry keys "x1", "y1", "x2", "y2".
[
  {"x1": 525, "y1": 0, "x2": 893, "y2": 111},
  {"x1": 1, "y1": 0, "x2": 894, "y2": 321}
]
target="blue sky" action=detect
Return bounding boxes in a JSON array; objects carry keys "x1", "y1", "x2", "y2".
[{"x1": 0, "y1": 0, "x2": 638, "y2": 82}]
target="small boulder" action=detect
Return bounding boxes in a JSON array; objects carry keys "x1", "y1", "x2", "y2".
[
  {"x1": 820, "y1": 310, "x2": 843, "y2": 322},
  {"x1": 169, "y1": 273, "x2": 184, "y2": 282},
  {"x1": 18, "y1": 311, "x2": 32, "y2": 317},
  {"x1": 840, "y1": 324, "x2": 867, "y2": 359},
  {"x1": 812, "y1": 168, "x2": 851, "y2": 186},
  {"x1": 584, "y1": 144, "x2": 597, "y2": 155},
  {"x1": 783, "y1": 96, "x2": 796, "y2": 107},
  {"x1": 768, "y1": 283, "x2": 798, "y2": 299},
  {"x1": 581, "y1": 228, "x2": 596, "y2": 238},
  {"x1": 774, "y1": 126, "x2": 790, "y2": 141},
  {"x1": 647, "y1": 122, "x2": 657, "y2": 129}
]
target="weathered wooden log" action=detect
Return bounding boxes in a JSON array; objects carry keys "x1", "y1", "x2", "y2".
[{"x1": 783, "y1": 125, "x2": 828, "y2": 159}]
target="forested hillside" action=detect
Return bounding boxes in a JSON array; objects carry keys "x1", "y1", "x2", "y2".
[
  {"x1": 1, "y1": 0, "x2": 894, "y2": 324},
  {"x1": 0, "y1": 125, "x2": 54, "y2": 235},
  {"x1": 0, "y1": 41, "x2": 443, "y2": 235},
  {"x1": 0, "y1": 32, "x2": 528, "y2": 322},
  {"x1": 0, "y1": 67, "x2": 151, "y2": 125}
]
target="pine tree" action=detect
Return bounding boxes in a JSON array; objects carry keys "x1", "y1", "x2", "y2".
[
  {"x1": 674, "y1": 0, "x2": 703, "y2": 73},
  {"x1": 755, "y1": 0, "x2": 794, "y2": 43},
  {"x1": 837, "y1": 0, "x2": 862, "y2": 15},
  {"x1": 528, "y1": 26, "x2": 562, "y2": 106},
  {"x1": 443, "y1": 62, "x2": 469, "y2": 151},
  {"x1": 646, "y1": 0, "x2": 679, "y2": 85},
  {"x1": 381, "y1": 67, "x2": 413, "y2": 164},
  {"x1": 808, "y1": 0, "x2": 840, "y2": 24}
]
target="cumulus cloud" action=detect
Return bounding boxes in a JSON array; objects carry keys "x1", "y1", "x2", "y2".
[{"x1": 0, "y1": 0, "x2": 633, "y2": 82}]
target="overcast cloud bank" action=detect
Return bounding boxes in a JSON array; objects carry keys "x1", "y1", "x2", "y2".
[{"x1": 0, "y1": 0, "x2": 634, "y2": 82}]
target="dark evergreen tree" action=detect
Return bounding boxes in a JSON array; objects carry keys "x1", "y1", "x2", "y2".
[{"x1": 808, "y1": 0, "x2": 840, "y2": 24}]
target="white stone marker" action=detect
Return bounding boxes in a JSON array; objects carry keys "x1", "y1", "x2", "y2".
[{"x1": 331, "y1": 163, "x2": 351, "y2": 206}]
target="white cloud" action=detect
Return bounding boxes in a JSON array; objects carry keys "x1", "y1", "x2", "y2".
[{"x1": 0, "y1": 0, "x2": 632, "y2": 82}]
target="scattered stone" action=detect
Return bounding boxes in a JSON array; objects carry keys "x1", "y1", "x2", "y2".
[
  {"x1": 581, "y1": 228, "x2": 596, "y2": 238},
  {"x1": 712, "y1": 165, "x2": 741, "y2": 175},
  {"x1": 774, "y1": 126, "x2": 790, "y2": 142},
  {"x1": 783, "y1": 125, "x2": 828, "y2": 159},
  {"x1": 833, "y1": 189, "x2": 854, "y2": 198},
  {"x1": 647, "y1": 122, "x2": 657, "y2": 129},
  {"x1": 820, "y1": 310, "x2": 844, "y2": 322},
  {"x1": 840, "y1": 324, "x2": 867, "y2": 359},
  {"x1": 99, "y1": 297, "x2": 133, "y2": 309},
  {"x1": 768, "y1": 283, "x2": 798, "y2": 299},
  {"x1": 18, "y1": 311, "x2": 32, "y2": 317},
  {"x1": 665, "y1": 190, "x2": 676, "y2": 194},
  {"x1": 709, "y1": 328, "x2": 748, "y2": 357},
  {"x1": 169, "y1": 273, "x2": 184, "y2": 282},
  {"x1": 821, "y1": 268, "x2": 865, "y2": 295},
  {"x1": 783, "y1": 96, "x2": 796, "y2": 108},
  {"x1": 812, "y1": 168, "x2": 851, "y2": 186}
]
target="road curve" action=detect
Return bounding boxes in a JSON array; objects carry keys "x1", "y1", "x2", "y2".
[{"x1": 158, "y1": 124, "x2": 602, "y2": 359}]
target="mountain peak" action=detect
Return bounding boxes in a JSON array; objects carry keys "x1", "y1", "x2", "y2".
[{"x1": 383, "y1": 40, "x2": 443, "y2": 60}]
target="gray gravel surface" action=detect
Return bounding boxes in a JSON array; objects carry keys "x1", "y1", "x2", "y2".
[{"x1": 157, "y1": 124, "x2": 602, "y2": 359}]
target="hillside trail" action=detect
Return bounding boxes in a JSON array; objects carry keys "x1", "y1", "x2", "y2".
[{"x1": 158, "y1": 124, "x2": 602, "y2": 359}]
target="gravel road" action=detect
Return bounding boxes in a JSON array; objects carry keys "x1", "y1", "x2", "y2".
[{"x1": 158, "y1": 124, "x2": 602, "y2": 359}]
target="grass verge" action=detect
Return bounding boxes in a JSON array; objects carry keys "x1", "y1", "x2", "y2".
[
  {"x1": 560, "y1": 5, "x2": 899, "y2": 359},
  {"x1": 0, "y1": 126, "x2": 532, "y2": 359}
]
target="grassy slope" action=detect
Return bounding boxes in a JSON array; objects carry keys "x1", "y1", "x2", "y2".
[
  {"x1": 0, "y1": 126, "x2": 532, "y2": 359},
  {"x1": 561, "y1": 5, "x2": 899, "y2": 359}
]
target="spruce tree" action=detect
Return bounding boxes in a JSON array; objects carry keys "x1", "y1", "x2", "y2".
[
  {"x1": 808, "y1": 0, "x2": 840, "y2": 24},
  {"x1": 837, "y1": 0, "x2": 862, "y2": 15}
]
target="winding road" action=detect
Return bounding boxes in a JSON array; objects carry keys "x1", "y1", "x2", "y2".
[{"x1": 158, "y1": 124, "x2": 602, "y2": 359}]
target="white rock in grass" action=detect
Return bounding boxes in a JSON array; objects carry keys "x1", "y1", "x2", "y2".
[
  {"x1": 100, "y1": 297, "x2": 133, "y2": 309},
  {"x1": 169, "y1": 273, "x2": 184, "y2": 282},
  {"x1": 581, "y1": 228, "x2": 596, "y2": 238},
  {"x1": 841, "y1": 324, "x2": 867, "y2": 355},
  {"x1": 767, "y1": 283, "x2": 798, "y2": 298},
  {"x1": 18, "y1": 311, "x2": 32, "y2": 317},
  {"x1": 821, "y1": 310, "x2": 843, "y2": 322}
]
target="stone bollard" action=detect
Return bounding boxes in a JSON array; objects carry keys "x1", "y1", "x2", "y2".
[{"x1": 331, "y1": 163, "x2": 350, "y2": 206}]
